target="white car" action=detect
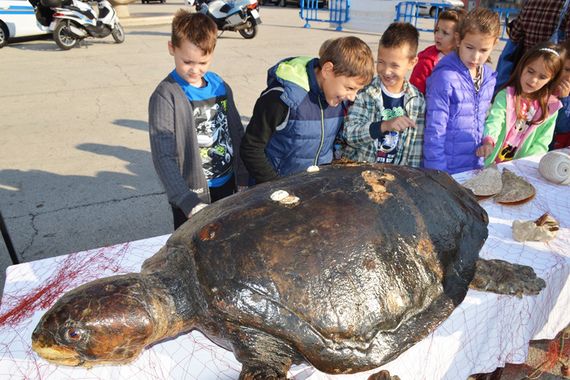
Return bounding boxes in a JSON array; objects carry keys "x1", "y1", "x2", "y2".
[
  {"x1": 0, "y1": 0, "x2": 50, "y2": 48},
  {"x1": 417, "y1": 0, "x2": 464, "y2": 18}
]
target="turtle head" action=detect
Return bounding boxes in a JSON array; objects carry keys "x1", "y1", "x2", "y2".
[{"x1": 32, "y1": 274, "x2": 156, "y2": 367}]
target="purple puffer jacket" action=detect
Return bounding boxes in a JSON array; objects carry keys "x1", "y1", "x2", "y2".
[{"x1": 423, "y1": 51, "x2": 496, "y2": 174}]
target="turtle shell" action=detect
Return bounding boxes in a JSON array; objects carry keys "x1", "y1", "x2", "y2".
[{"x1": 145, "y1": 164, "x2": 489, "y2": 373}]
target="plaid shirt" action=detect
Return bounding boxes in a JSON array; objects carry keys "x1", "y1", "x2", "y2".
[
  {"x1": 510, "y1": 0, "x2": 570, "y2": 49},
  {"x1": 342, "y1": 77, "x2": 425, "y2": 167}
]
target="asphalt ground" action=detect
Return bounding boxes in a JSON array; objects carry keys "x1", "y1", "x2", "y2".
[
  {"x1": 1, "y1": 5, "x2": 566, "y2": 377},
  {"x1": 0, "y1": 1, "x2": 503, "y2": 292}
]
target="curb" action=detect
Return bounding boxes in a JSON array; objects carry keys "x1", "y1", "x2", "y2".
[{"x1": 121, "y1": 15, "x2": 174, "y2": 27}]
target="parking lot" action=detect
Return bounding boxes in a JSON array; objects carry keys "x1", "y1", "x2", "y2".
[{"x1": 0, "y1": 1, "x2": 505, "y2": 294}]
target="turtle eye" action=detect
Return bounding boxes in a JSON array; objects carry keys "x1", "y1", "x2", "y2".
[{"x1": 66, "y1": 327, "x2": 82, "y2": 342}]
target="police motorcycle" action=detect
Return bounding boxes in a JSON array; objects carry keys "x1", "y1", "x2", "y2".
[
  {"x1": 188, "y1": 0, "x2": 261, "y2": 39},
  {"x1": 30, "y1": 0, "x2": 124, "y2": 50}
]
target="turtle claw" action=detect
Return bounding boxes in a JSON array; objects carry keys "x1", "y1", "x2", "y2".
[
  {"x1": 368, "y1": 370, "x2": 401, "y2": 380},
  {"x1": 471, "y1": 259, "x2": 546, "y2": 297},
  {"x1": 239, "y1": 368, "x2": 287, "y2": 380}
]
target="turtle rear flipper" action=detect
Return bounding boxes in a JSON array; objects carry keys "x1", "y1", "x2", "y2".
[
  {"x1": 470, "y1": 259, "x2": 546, "y2": 297},
  {"x1": 231, "y1": 326, "x2": 298, "y2": 380}
]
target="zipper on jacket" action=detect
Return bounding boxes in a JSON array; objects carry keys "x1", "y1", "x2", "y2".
[{"x1": 314, "y1": 97, "x2": 325, "y2": 166}]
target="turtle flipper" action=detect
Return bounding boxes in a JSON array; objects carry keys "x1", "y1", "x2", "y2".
[
  {"x1": 470, "y1": 259, "x2": 546, "y2": 297},
  {"x1": 232, "y1": 326, "x2": 297, "y2": 380},
  {"x1": 368, "y1": 370, "x2": 401, "y2": 380}
]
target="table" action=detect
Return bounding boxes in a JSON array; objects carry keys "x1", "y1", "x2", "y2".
[{"x1": 0, "y1": 155, "x2": 568, "y2": 380}]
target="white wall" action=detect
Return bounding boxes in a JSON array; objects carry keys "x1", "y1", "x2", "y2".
[{"x1": 340, "y1": 0, "x2": 400, "y2": 34}]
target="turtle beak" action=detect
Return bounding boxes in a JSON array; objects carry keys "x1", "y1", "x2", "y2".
[{"x1": 31, "y1": 339, "x2": 83, "y2": 366}]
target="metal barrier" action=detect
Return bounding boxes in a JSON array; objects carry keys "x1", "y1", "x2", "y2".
[
  {"x1": 394, "y1": 1, "x2": 453, "y2": 32},
  {"x1": 299, "y1": 0, "x2": 350, "y2": 31},
  {"x1": 394, "y1": 2, "x2": 520, "y2": 40},
  {"x1": 492, "y1": 6, "x2": 520, "y2": 41}
]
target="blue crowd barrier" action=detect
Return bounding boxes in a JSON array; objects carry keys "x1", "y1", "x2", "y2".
[
  {"x1": 394, "y1": 1, "x2": 454, "y2": 32},
  {"x1": 299, "y1": 0, "x2": 350, "y2": 31},
  {"x1": 491, "y1": 6, "x2": 520, "y2": 41},
  {"x1": 394, "y1": 2, "x2": 520, "y2": 40}
]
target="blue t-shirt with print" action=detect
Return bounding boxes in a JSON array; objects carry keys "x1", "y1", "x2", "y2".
[{"x1": 171, "y1": 70, "x2": 234, "y2": 187}]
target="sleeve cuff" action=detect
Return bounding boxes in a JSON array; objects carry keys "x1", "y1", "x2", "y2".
[{"x1": 369, "y1": 121, "x2": 382, "y2": 140}]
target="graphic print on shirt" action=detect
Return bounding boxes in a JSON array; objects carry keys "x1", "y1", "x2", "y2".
[
  {"x1": 497, "y1": 101, "x2": 537, "y2": 162},
  {"x1": 376, "y1": 89, "x2": 405, "y2": 164},
  {"x1": 193, "y1": 98, "x2": 233, "y2": 180}
]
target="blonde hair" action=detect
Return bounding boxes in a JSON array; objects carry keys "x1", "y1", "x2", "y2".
[
  {"x1": 171, "y1": 9, "x2": 217, "y2": 54},
  {"x1": 319, "y1": 36, "x2": 375, "y2": 84},
  {"x1": 457, "y1": 7, "x2": 500, "y2": 41}
]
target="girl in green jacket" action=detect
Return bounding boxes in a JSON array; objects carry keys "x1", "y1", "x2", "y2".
[{"x1": 477, "y1": 42, "x2": 564, "y2": 165}]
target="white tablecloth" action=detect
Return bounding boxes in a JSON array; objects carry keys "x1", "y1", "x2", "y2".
[{"x1": 1, "y1": 155, "x2": 569, "y2": 380}]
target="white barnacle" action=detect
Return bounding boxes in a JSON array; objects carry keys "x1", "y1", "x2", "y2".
[
  {"x1": 270, "y1": 190, "x2": 289, "y2": 201},
  {"x1": 280, "y1": 195, "x2": 300, "y2": 205}
]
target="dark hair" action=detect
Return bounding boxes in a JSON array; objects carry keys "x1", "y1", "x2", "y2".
[
  {"x1": 379, "y1": 22, "x2": 419, "y2": 57},
  {"x1": 505, "y1": 42, "x2": 564, "y2": 124},
  {"x1": 437, "y1": 7, "x2": 466, "y2": 26},
  {"x1": 457, "y1": 7, "x2": 500, "y2": 41},
  {"x1": 319, "y1": 36, "x2": 375, "y2": 84},
  {"x1": 171, "y1": 10, "x2": 217, "y2": 54}
]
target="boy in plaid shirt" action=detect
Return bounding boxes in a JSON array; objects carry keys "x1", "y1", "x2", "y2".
[{"x1": 342, "y1": 22, "x2": 425, "y2": 167}]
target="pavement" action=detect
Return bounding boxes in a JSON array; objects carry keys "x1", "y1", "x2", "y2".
[
  {"x1": 0, "y1": 0, "x2": 394, "y2": 293},
  {"x1": 8, "y1": 4, "x2": 565, "y2": 380}
]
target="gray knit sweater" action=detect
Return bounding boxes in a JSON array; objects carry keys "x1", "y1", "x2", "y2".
[{"x1": 149, "y1": 74, "x2": 248, "y2": 216}]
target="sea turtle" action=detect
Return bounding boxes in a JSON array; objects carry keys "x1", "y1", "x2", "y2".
[{"x1": 31, "y1": 164, "x2": 545, "y2": 379}]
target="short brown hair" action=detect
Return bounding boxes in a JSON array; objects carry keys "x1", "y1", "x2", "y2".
[
  {"x1": 437, "y1": 7, "x2": 466, "y2": 27},
  {"x1": 458, "y1": 7, "x2": 500, "y2": 41},
  {"x1": 171, "y1": 9, "x2": 217, "y2": 54},
  {"x1": 319, "y1": 36, "x2": 375, "y2": 84},
  {"x1": 379, "y1": 22, "x2": 419, "y2": 58}
]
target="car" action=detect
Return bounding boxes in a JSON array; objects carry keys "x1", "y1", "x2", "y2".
[
  {"x1": 0, "y1": 0, "x2": 50, "y2": 48},
  {"x1": 417, "y1": 0, "x2": 464, "y2": 18}
]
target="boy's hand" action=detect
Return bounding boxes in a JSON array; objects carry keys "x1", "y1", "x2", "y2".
[
  {"x1": 476, "y1": 143, "x2": 494, "y2": 158},
  {"x1": 554, "y1": 78, "x2": 570, "y2": 98},
  {"x1": 380, "y1": 116, "x2": 416, "y2": 133}
]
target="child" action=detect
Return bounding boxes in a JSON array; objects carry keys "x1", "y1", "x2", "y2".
[
  {"x1": 423, "y1": 8, "x2": 500, "y2": 174},
  {"x1": 342, "y1": 22, "x2": 425, "y2": 167},
  {"x1": 549, "y1": 39, "x2": 570, "y2": 150},
  {"x1": 239, "y1": 36, "x2": 375, "y2": 184},
  {"x1": 409, "y1": 8, "x2": 466, "y2": 94},
  {"x1": 477, "y1": 42, "x2": 564, "y2": 164},
  {"x1": 149, "y1": 10, "x2": 248, "y2": 230}
]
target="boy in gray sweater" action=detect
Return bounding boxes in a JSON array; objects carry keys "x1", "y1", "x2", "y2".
[{"x1": 149, "y1": 10, "x2": 248, "y2": 230}]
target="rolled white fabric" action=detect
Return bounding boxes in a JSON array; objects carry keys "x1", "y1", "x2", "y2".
[{"x1": 538, "y1": 150, "x2": 570, "y2": 185}]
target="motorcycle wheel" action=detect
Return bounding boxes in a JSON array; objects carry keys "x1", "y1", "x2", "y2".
[
  {"x1": 54, "y1": 21, "x2": 79, "y2": 50},
  {"x1": 112, "y1": 23, "x2": 125, "y2": 44},
  {"x1": 238, "y1": 22, "x2": 257, "y2": 39},
  {"x1": 0, "y1": 22, "x2": 8, "y2": 49}
]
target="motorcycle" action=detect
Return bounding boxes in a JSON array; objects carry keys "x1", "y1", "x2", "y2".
[
  {"x1": 188, "y1": 0, "x2": 261, "y2": 39},
  {"x1": 30, "y1": 0, "x2": 124, "y2": 50}
]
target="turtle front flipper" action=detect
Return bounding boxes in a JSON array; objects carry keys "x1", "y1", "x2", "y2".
[
  {"x1": 230, "y1": 326, "x2": 299, "y2": 380},
  {"x1": 470, "y1": 259, "x2": 546, "y2": 297},
  {"x1": 368, "y1": 370, "x2": 401, "y2": 380}
]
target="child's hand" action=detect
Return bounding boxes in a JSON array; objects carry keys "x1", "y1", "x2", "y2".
[
  {"x1": 554, "y1": 78, "x2": 570, "y2": 98},
  {"x1": 476, "y1": 143, "x2": 494, "y2": 158},
  {"x1": 380, "y1": 116, "x2": 416, "y2": 133}
]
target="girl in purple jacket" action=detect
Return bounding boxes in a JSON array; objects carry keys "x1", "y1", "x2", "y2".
[{"x1": 423, "y1": 8, "x2": 500, "y2": 174}]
